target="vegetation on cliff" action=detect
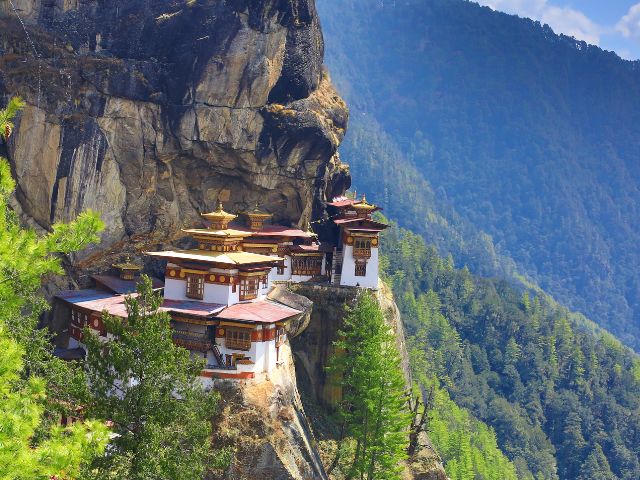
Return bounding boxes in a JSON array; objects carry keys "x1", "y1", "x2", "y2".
[
  {"x1": 319, "y1": 0, "x2": 640, "y2": 349},
  {"x1": 327, "y1": 292, "x2": 411, "y2": 479},
  {"x1": 381, "y1": 221, "x2": 640, "y2": 479},
  {"x1": 0, "y1": 98, "x2": 108, "y2": 478},
  {"x1": 82, "y1": 276, "x2": 223, "y2": 480}
]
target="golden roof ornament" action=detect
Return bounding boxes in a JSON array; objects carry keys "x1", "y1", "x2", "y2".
[
  {"x1": 248, "y1": 202, "x2": 272, "y2": 218},
  {"x1": 354, "y1": 193, "x2": 377, "y2": 212},
  {"x1": 112, "y1": 256, "x2": 141, "y2": 280},
  {"x1": 202, "y1": 200, "x2": 237, "y2": 229},
  {"x1": 247, "y1": 202, "x2": 272, "y2": 231}
]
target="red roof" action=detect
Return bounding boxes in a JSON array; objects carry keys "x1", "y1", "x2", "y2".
[
  {"x1": 161, "y1": 300, "x2": 225, "y2": 317},
  {"x1": 216, "y1": 300, "x2": 301, "y2": 324},
  {"x1": 291, "y1": 244, "x2": 321, "y2": 252},
  {"x1": 92, "y1": 275, "x2": 164, "y2": 294},
  {"x1": 55, "y1": 289, "x2": 132, "y2": 317}
]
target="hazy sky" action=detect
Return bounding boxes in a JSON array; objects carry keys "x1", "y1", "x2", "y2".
[{"x1": 475, "y1": 0, "x2": 640, "y2": 59}]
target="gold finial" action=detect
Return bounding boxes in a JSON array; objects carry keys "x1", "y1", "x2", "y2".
[
  {"x1": 112, "y1": 255, "x2": 141, "y2": 280},
  {"x1": 354, "y1": 192, "x2": 376, "y2": 212},
  {"x1": 202, "y1": 200, "x2": 237, "y2": 229}
]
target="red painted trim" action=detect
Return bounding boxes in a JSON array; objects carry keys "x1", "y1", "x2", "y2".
[{"x1": 200, "y1": 370, "x2": 255, "y2": 379}]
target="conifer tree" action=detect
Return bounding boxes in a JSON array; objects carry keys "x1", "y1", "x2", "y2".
[
  {"x1": 0, "y1": 97, "x2": 109, "y2": 478},
  {"x1": 0, "y1": 326, "x2": 109, "y2": 479},
  {"x1": 329, "y1": 291, "x2": 411, "y2": 480},
  {"x1": 577, "y1": 444, "x2": 616, "y2": 480},
  {"x1": 83, "y1": 276, "x2": 221, "y2": 480}
]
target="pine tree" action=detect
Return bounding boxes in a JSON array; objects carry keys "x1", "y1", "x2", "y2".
[
  {"x1": 329, "y1": 291, "x2": 411, "y2": 480},
  {"x1": 578, "y1": 444, "x2": 616, "y2": 480},
  {"x1": 0, "y1": 327, "x2": 109, "y2": 479},
  {"x1": 83, "y1": 276, "x2": 220, "y2": 480},
  {"x1": 0, "y1": 97, "x2": 109, "y2": 478}
]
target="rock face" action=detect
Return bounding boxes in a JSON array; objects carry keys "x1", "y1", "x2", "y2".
[
  {"x1": 0, "y1": 0, "x2": 349, "y2": 269},
  {"x1": 209, "y1": 344, "x2": 328, "y2": 480}
]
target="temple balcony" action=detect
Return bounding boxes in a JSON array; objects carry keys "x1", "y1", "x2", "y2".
[{"x1": 172, "y1": 330, "x2": 213, "y2": 352}]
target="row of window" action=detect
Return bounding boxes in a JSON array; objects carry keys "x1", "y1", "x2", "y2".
[
  {"x1": 291, "y1": 256, "x2": 323, "y2": 275},
  {"x1": 184, "y1": 274, "x2": 267, "y2": 301},
  {"x1": 225, "y1": 328, "x2": 252, "y2": 350}
]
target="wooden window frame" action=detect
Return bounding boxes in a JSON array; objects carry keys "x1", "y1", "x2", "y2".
[
  {"x1": 291, "y1": 256, "x2": 323, "y2": 276},
  {"x1": 355, "y1": 261, "x2": 367, "y2": 277},
  {"x1": 353, "y1": 238, "x2": 372, "y2": 259},
  {"x1": 225, "y1": 328, "x2": 252, "y2": 351},
  {"x1": 239, "y1": 277, "x2": 259, "y2": 301},
  {"x1": 186, "y1": 273, "x2": 205, "y2": 300}
]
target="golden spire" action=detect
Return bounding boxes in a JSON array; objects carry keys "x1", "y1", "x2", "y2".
[
  {"x1": 306, "y1": 221, "x2": 318, "y2": 238},
  {"x1": 202, "y1": 200, "x2": 237, "y2": 230},
  {"x1": 247, "y1": 201, "x2": 272, "y2": 231},
  {"x1": 112, "y1": 255, "x2": 141, "y2": 280},
  {"x1": 354, "y1": 193, "x2": 376, "y2": 212}
]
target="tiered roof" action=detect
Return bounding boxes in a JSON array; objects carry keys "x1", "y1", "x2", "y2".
[
  {"x1": 327, "y1": 194, "x2": 382, "y2": 214},
  {"x1": 201, "y1": 200, "x2": 237, "y2": 230},
  {"x1": 146, "y1": 249, "x2": 281, "y2": 266}
]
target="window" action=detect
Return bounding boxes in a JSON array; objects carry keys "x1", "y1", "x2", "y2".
[
  {"x1": 353, "y1": 238, "x2": 372, "y2": 258},
  {"x1": 71, "y1": 310, "x2": 87, "y2": 327},
  {"x1": 186, "y1": 274, "x2": 205, "y2": 299},
  {"x1": 291, "y1": 256, "x2": 323, "y2": 275},
  {"x1": 277, "y1": 263, "x2": 285, "y2": 275},
  {"x1": 225, "y1": 328, "x2": 251, "y2": 351},
  {"x1": 355, "y1": 261, "x2": 367, "y2": 277},
  {"x1": 276, "y1": 327, "x2": 286, "y2": 347},
  {"x1": 239, "y1": 277, "x2": 259, "y2": 300}
]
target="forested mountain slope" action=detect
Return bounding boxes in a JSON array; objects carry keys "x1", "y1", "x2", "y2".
[
  {"x1": 381, "y1": 221, "x2": 640, "y2": 480},
  {"x1": 317, "y1": 0, "x2": 640, "y2": 349}
]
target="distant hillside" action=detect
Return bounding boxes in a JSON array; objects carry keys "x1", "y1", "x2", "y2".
[
  {"x1": 382, "y1": 221, "x2": 640, "y2": 480},
  {"x1": 317, "y1": 0, "x2": 640, "y2": 349}
]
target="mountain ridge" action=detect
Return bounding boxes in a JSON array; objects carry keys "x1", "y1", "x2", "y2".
[{"x1": 318, "y1": 0, "x2": 640, "y2": 349}]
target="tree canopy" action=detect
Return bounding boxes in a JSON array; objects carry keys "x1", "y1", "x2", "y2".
[
  {"x1": 83, "y1": 276, "x2": 221, "y2": 480},
  {"x1": 381, "y1": 221, "x2": 640, "y2": 479},
  {"x1": 328, "y1": 291, "x2": 411, "y2": 480}
]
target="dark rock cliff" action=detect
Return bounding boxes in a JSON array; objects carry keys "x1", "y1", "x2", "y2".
[{"x1": 0, "y1": 0, "x2": 349, "y2": 272}]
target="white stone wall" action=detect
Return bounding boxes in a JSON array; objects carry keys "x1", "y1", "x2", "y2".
[
  {"x1": 212, "y1": 325, "x2": 281, "y2": 373},
  {"x1": 270, "y1": 255, "x2": 292, "y2": 282},
  {"x1": 340, "y1": 244, "x2": 380, "y2": 289},
  {"x1": 164, "y1": 277, "x2": 239, "y2": 305}
]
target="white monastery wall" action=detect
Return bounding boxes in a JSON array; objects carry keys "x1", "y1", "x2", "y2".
[{"x1": 340, "y1": 245, "x2": 380, "y2": 289}]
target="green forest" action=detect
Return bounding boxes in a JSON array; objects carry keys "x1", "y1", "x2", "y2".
[
  {"x1": 318, "y1": 0, "x2": 640, "y2": 350},
  {"x1": 381, "y1": 220, "x2": 640, "y2": 479}
]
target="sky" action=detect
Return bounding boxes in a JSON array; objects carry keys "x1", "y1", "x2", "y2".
[{"x1": 475, "y1": 0, "x2": 640, "y2": 60}]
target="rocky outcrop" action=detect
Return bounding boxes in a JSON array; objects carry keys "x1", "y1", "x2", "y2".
[
  {"x1": 0, "y1": 0, "x2": 349, "y2": 272},
  {"x1": 209, "y1": 343, "x2": 327, "y2": 480}
]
